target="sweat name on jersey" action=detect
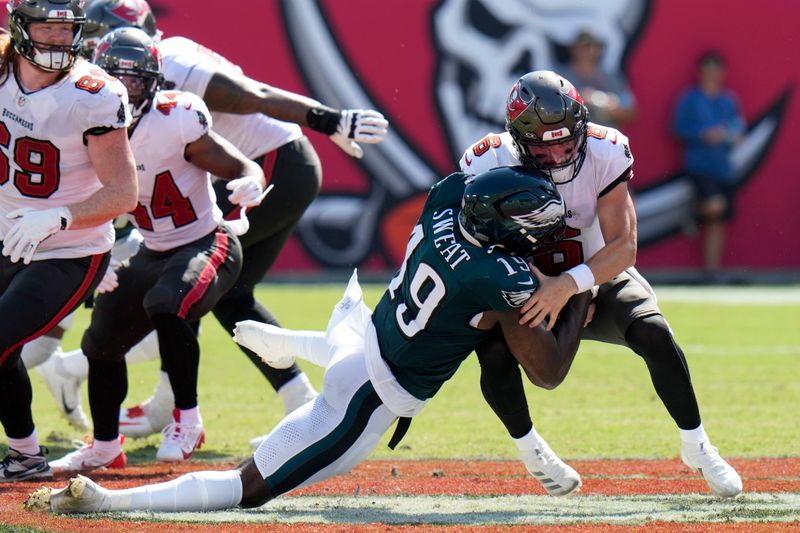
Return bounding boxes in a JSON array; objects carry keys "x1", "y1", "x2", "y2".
[{"x1": 431, "y1": 208, "x2": 470, "y2": 269}]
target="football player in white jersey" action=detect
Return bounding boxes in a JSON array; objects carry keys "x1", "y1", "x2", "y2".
[
  {"x1": 459, "y1": 71, "x2": 742, "y2": 498},
  {"x1": 0, "y1": 0, "x2": 138, "y2": 481},
  {"x1": 34, "y1": 0, "x2": 389, "y2": 444},
  {"x1": 48, "y1": 27, "x2": 269, "y2": 472}
]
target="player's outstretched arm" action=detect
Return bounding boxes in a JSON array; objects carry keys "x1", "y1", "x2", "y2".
[
  {"x1": 203, "y1": 70, "x2": 322, "y2": 123},
  {"x1": 490, "y1": 292, "x2": 592, "y2": 389},
  {"x1": 202, "y1": 71, "x2": 388, "y2": 159}
]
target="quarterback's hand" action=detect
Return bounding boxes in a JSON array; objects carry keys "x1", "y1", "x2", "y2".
[
  {"x1": 226, "y1": 176, "x2": 268, "y2": 208},
  {"x1": 518, "y1": 266, "x2": 578, "y2": 330},
  {"x1": 96, "y1": 258, "x2": 122, "y2": 294},
  {"x1": 329, "y1": 109, "x2": 389, "y2": 159},
  {"x1": 2, "y1": 206, "x2": 72, "y2": 265},
  {"x1": 233, "y1": 320, "x2": 296, "y2": 369}
]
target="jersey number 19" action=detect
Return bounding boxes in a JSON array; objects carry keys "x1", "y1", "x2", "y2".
[{"x1": 387, "y1": 224, "x2": 446, "y2": 338}]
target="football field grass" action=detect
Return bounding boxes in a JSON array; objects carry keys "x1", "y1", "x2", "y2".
[
  {"x1": 20, "y1": 283, "x2": 800, "y2": 462},
  {"x1": 2, "y1": 283, "x2": 799, "y2": 530}
]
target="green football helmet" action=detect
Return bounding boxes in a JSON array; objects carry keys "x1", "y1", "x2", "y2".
[
  {"x1": 459, "y1": 166, "x2": 566, "y2": 257},
  {"x1": 7, "y1": 0, "x2": 86, "y2": 72},
  {"x1": 80, "y1": 0, "x2": 158, "y2": 59},
  {"x1": 505, "y1": 70, "x2": 589, "y2": 184}
]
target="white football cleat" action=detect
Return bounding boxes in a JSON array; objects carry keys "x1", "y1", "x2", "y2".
[
  {"x1": 519, "y1": 435, "x2": 582, "y2": 496},
  {"x1": 25, "y1": 475, "x2": 111, "y2": 514},
  {"x1": 119, "y1": 393, "x2": 174, "y2": 439},
  {"x1": 681, "y1": 441, "x2": 743, "y2": 498},
  {"x1": 156, "y1": 409, "x2": 205, "y2": 462},
  {"x1": 38, "y1": 355, "x2": 90, "y2": 431},
  {"x1": 50, "y1": 438, "x2": 127, "y2": 474},
  {"x1": 233, "y1": 320, "x2": 296, "y2": 369}
]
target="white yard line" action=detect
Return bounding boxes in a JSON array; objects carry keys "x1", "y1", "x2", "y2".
[
  {"x1": 654, "y1": 286, "x2": 800, "y2": 305},
  {"x1": 111, "y1": 493, "x2": 800, "y2": 525}
]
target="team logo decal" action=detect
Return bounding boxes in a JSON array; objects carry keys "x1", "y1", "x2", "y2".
[
  {"x1": 501, "y1": 289, "x2": 535, "y2": 308},
  {"x1": 510, "y1": 198, "x2": 566, "y2": 230},
  {"x1": 277, "y1": 0, "x2": 789, "y2": 269}
]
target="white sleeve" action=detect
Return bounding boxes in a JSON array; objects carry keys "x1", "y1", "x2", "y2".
[
  {"x1": 589, "y1": 127, "x2": 634, "y2": 194},
  {"x1": 77, "y1": 74, "x2": 131, "y2": 132},
  {"x1": 459, "y1": 132, "x2": 516, "y2": 175},
  {"x1": 175, "y1": 92, "x2": 213, "y2": 145},
  {"x1": 161, "y1": 37, "x2": 243, "y2": 99}
]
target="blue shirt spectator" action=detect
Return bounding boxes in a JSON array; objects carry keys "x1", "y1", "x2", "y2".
[
  {"x1": 671, "y1": 51, "x2": 745, "y2": 277},
  {"x1": 673, "y1": 87, "x2": 744, "y2": 181}
]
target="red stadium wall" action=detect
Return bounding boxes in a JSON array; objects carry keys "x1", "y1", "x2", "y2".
[{"x1": 4, "y1": 0, "x2": 798, "y2": 273}]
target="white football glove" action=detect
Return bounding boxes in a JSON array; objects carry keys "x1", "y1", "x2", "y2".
[
  {"x1": 226, "y1": 176, "x2": 268, "y2": 208},
  {"x1": 96, "y1": 258, "x2": 123, "y2": 294},
  {"x1": 232, "y1": 320, "x2": 296, "y2": 369},
  {"x1": 222, "y1": 184, "x2": 274, "y2": 237},
  {"x1": 2, "y1": 206, "x2": 72, "y2": 264},
  {"x1": 329, "y1": 109, "x2": 389, "y2": 159}
]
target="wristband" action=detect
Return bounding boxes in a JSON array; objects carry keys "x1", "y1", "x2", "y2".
[
  {"x1": 565, "y1": 264, "x2": 595, "y2": 293},
  {"x1": 306, "y1": 105, "x2": 341, "y2": 135}
]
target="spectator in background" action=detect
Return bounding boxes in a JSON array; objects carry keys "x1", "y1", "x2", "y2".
[
  {"x1": 673, "y1": 51, "x2": 744, "y2": 280},
  {"x1": 558, "y1": 29, "x2": 637, "y2": 130}
]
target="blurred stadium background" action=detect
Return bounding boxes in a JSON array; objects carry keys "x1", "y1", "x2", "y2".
[{"x1": 4, "y1": 0, "x2": 797, "y2": 283}]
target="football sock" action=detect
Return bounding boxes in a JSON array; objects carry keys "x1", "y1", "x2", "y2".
[
  {"x1": 20, "y1": 335, "x2": 60, "y2": 370},
  {"x1": 0, "y1": 358, "x2": 35, "y2": 439},
  {"x1": 512, "y1": 426, "x2": 545, "y2": 453},
  {"x1": 179, "y1": 406, "x2": 201, "y2": 425},
  {"x1": 125, "y1": 331, "x2": 160, "y2": 365},
  {"x1": 476, "y1": 336, "x2": 533, "y2": 439},
  {"x1": 150, "y1": 370, "x2": 175, "y2": 405},
  {"x1": 91, "y1": 437, "x2": 121, "y2": 455},
  {"x1": 624, "y1": 315, "x2": 701, "y2": 429},
  {"x1": 679, "y1": 423, "x2": 710, "y2": 444},
  {"x1": 107, "y1": 470, "x2": 243, "y2": 512},
  {"x1": 88, "y1": 358, "x2": 128, "y2": 441},
  {"x1": 153, "y1": 314, "x2": 199, "y2": 410},
  {"x1": 8, "y1": 430, "x2": 40, "y2": 456},
  {"x1": 289, "y1": 330, "x2": 332, "y2": 367},
  {"x1": 60, "y1": 348, "x2": 88, "y2": 379}
]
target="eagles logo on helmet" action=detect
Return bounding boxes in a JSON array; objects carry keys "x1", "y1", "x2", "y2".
[{"x1": 459, "y1": 166, "x2": 566, "y2": 257}]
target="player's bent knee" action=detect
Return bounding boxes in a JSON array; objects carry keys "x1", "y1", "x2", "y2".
[
  {"x1": 624, "y1": 314, "x2": 680, "y2": 360},
  {"x1": 143, "y1": 287, "x2": 183, "y2": 319},
  {"x1": 81, "y1": 331, "x2": 127, "y2": 362},
  {"x1": 238, "y1": 458, "x2": 274, "y2": 508},
  {"x1": 476, "y1": 334, "x2": 517, "y2": 372}
]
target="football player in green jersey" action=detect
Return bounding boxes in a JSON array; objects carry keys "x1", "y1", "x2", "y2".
[{"x1": 26, "y1": 166, "x2": 592, "y2": 514}]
